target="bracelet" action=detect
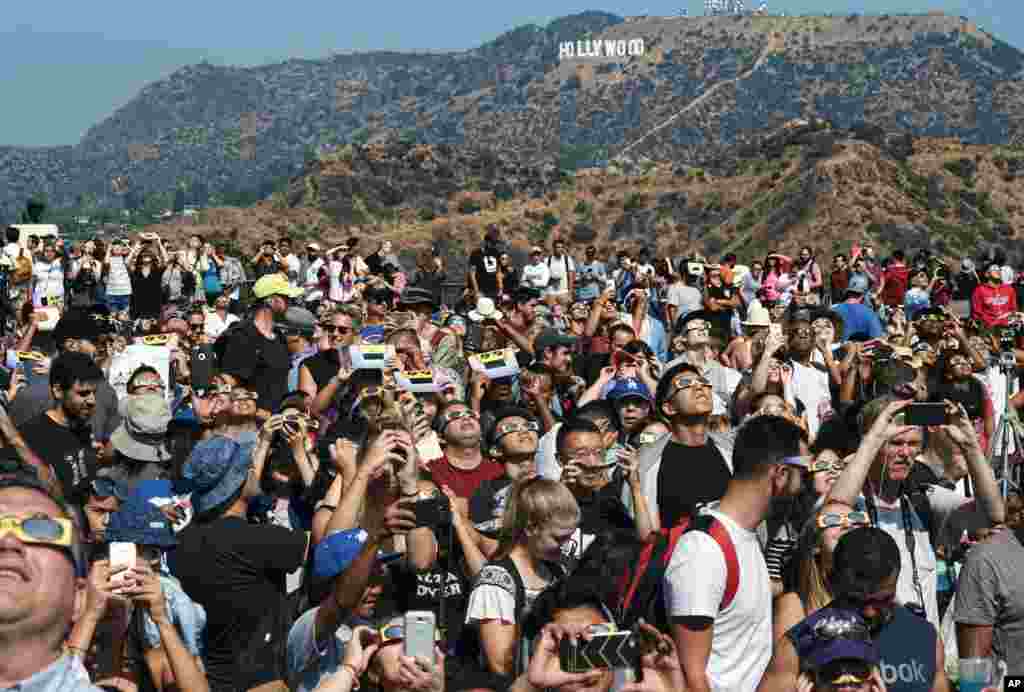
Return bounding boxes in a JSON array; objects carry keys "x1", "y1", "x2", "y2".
[{"x1": 342, "y1": 663, "x2": 361, "y2": 689}]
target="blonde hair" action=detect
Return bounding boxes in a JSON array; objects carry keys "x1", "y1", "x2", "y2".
[
  {"x1": 495, "y1": 479, "x2": 580, "y2": 560},
  {"x1": 793, "y1": 506, "x2": 836, "y2": 615}
]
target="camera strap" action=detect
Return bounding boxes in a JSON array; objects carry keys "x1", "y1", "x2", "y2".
[{"x1": 864, "y1": 490, "x2": 928, "y2": 614}]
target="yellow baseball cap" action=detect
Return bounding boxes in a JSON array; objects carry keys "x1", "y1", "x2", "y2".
[{"x1": 252, "y1": 273, "x2": 304, "y2": 300}]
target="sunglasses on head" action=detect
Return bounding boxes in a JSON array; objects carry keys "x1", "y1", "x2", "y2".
[{"x1": 816, "y1": 511, "x2": 871, "y2": 530}]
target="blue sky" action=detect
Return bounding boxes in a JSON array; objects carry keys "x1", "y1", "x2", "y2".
[{"x1": 2, "y1": 0, "x2": 1018, "y2": 146}]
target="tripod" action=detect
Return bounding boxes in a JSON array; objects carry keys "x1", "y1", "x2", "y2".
[{"x1": 988, "y1": 352, "x2": 1023, "y2": 499}]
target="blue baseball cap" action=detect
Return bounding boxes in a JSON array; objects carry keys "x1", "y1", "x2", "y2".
[
  {"x1": 313, "y1": 528, "x2": 402, "y2": 581},
  {"x1": 607, "y1": 378, "x2": 653, "y2": 403},
  {"x1": 793, "y1": 608, "x2": 879, "y2": 670}
]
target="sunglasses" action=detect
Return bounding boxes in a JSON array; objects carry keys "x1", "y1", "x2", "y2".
[
  {"x1": 189, "y1": 323, "x2": 204, "y2": 331},
  {"x1": 439, "y1": 408, "x2": 477, "y2": 430},
  {"x1": 564, "y1": 447, "x2": 607, "y2": 463},
  {"x1": 685, "y1": 321, "x2": 711, "y2": 333},
  {"x1": 495, "y1": 421, "x2": 539, "y2": 439},
  {"x1": 917, "y1": 313, "x2": 947, "y2": 322},
  {"x1": 230, "y1": 390, "x2": 258, "y2": 402},
  {"x1": 321, "y1": 324, "x2": 353, "y2": 335},
  {"x1": 129, "y1": 380, "x2": 164, "y2": 394},
  {"x1": 791, "y1": 327, "x2": 813, "y2": 337},
  {"x1": 816, "y1": 511, "x2": 872, "y2": 530},
  {"x1": 809, "y1": 457, "x2": 846, "y2": 474},
  {"x1": 948, "y1": 357, "x2": 970, "y2": 367},
  {"x1": 670, "y1": 374, "x2": 712, "y2": 394},
  {"x1": 0, "y1": 515, "x2": 73, "y2": 547}
]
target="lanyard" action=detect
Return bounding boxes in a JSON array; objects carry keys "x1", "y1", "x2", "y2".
[{"x1": 864, "y1": 490, "x2": 928, "y2": 612}]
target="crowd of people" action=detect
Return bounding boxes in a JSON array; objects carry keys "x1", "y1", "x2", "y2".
[{"x1": 0, "y1": 221, "x2": 1020, "y2": 692}]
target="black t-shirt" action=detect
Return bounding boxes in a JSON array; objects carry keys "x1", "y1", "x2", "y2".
[
  {"x1": 389, "y1": 534, "x2": 470, "y2": 649},
  {"x1": 130, "y1": 268, "x2": 164, "y2": 319},
  {"x1": 705, "y1": 284, "x2": 736, "y2": 337},
  {"x1": 571, "y1": 474, "x2": 636, "y2": 558},
  {"x1": 170, "y1": 516, "x2": 307, "y2": 692},
  {"x1": 469, "y1": 249, "x2": 500, "y2": 297},
  {"x1": 17, "y1": 412, "x2": 95, "y2": 502},
  {"x1": 656, "y1": 440, "x2": 731, "y2": 528},
  {"x1": 469, "y1": 476, "x2": 513, "y2": 537},
  {"x1": 301, "y1": 348, "x2": 341, "y2": 390},
  {"x1": 220, "y1": 322, "x2": 291, "y2": 412}
]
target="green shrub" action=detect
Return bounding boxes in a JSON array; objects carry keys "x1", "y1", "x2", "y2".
[
  {"x1": 624, "y1": 192, "x2": 644, "y2": 211},
  {"x1": 418, "y1": 207, "x2": 436, "y2": 222},
  {"x1": 458, "y1": 198, "x2": 482, "y2": 214}
]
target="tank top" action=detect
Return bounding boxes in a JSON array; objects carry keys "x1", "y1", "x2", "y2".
[{"x1": 107, "y1": 256, "x2": 132, "y2": 296}]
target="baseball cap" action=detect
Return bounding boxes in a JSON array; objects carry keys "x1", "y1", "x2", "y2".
[
  {"x1": 313, "y1": 528, "x2": 402, "y2": 581},
  {"x1": 282, "y1": 306, "x2": 317, "y2": 337},
  {"x1": 792, "y1": 608, "x2": 879, "y2": 670},
  {"x1": 606, "y1": 378, "x2": 653, "y2": 403},
  {"x1": 252, "y1": 273, "x2": 303, "y2": 300},
  {"x1": 534, "y1": 329, "x2": 576, "y2": 356}
]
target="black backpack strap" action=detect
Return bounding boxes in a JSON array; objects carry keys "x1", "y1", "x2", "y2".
[{"x1": 481, "y1": 558, "x2": 524, "y2": 619}]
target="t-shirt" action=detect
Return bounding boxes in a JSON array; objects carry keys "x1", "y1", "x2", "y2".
[
  {"x1": 664, "y1": 508, "x2": 772, "y2": 692},
  {"x1": 545, "y1": 255, "x2": 576, "y2": 295},
  {"x1": 18, "y1": 412, "x2": 95, "y2": 502},
  {"x1": 470, "y1": 476, "x2": 514, "y2": 536},
  {"x1": 430, "y1": 456, "x2": 504, "y2": 500},
  {"x1": 705, "y1": 283, "x2": 737, "y2": 337},
  {"x1": 954, "y1": 528, "x2": 1024, "y2": 675},
  {"x1": 286, "y1": 607, "x2": 350, "y2": 692},
  {"x1": 788, "y1": 361, "x2": 833, "y2": 438},
  {"x1": 220, "y1": 322, "x2": 291, "y2": 412},
  {"x1": 11, "y1": 376, "x2": 121, "y2": 445},
  {"x1": 666, "y1": 283, "x2": 703, "y2": 321},
  {"x1": 656, "y1": 440, "x2": 731, "y2": 529},
  {"x1": 854, "y1": 487, "x2": 979, "y2": 628},
  {"x1": 830, "y1": 302, "x2": 884, "y2": 341},
  {"x1": 171, "y1": 516, "x2": 307, "y2": 692},
  {"x1": 470, "y1": 249, "x2": 500, "y2": 297}
]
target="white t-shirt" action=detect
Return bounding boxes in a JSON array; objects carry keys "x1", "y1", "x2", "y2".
[
  {"x1": 33, "y1": 259, "x2": 64, "y2": 301},
  {"x1": 545, "y1": 255, "x2": 575, "y2": 295},
  {"x1": 666, "y1": 283, "x2": 703, "y2": 320},
  {"x1": 521, "y1": 262, "x2": 551, "y2": 291},
  {"x1": 204, "y1": 310, "x2": 240, "y2": 340},
  {"x1": 664, "y1": 508, "x2": 772, "y2": 692},
  {"x1": 789, "y1": 361, "x2": 833, "y2": 438}
]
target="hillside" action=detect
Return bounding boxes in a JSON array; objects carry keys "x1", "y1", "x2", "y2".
[
  {"x1": 143, "y1": 125, "x2": 1024, "y2": 281},
  {"x1": 3, "y1": 10, "x2": 1024, "y2": 223}
]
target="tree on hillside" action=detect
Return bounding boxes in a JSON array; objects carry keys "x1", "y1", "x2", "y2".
[{"x1": 19, "y1": 196, "x2": 47, "y2": 224}]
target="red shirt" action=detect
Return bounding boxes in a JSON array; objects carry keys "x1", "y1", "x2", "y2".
[
  {"x1": 430, "y1": 455, "x2": 504, "y2": 500},
  {"x1": 971, "y1": 283, "x2": 1018, "y2": 327},
  {"x1": 881, "y1": 263, "x2": 910, "y2": 306}
]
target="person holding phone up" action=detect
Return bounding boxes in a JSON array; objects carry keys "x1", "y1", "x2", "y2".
[{"x1": 827, "y1": 397, "x2": 1005, "y2": 629}]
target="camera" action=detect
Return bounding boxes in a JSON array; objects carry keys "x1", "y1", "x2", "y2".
[{"x1": 412, "y1": 494, "x2": 452, "y2": 528}]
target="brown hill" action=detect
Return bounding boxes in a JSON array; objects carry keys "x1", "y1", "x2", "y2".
[{"x1": 143, "y1": 128, "x2": 1024, "y2": 275}]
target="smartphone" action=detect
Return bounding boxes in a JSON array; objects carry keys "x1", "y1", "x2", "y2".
[
  {"x1": 559, "y1": 630, "x2": 640, "y2": 673},
  {"x1": 403, "y1": 611, "x2": 436, "y2": 663},
  {"x1": 416, "y1": 431, "x2": 444, "y2": 463},
  {"x1": 611, "y1": 349, "x2": 637, "y2": 370},
  {"x1": 412, "y1": 495, "x2": 451, "y2": 528},
  {"x1": 464, "y1": 322, "x2": 483, "y2": 353},
  {"x1": 191, "y1": 345, "x2": 216, "y2": 396},
  {"x1": 906, "y1": 403, "x2": 948, "y2": 426},
  {"x1": 769, "y1": 323, "x2": 782, "y2": 339},
  {"x1": 108, "y1": 542, "x2": 136, "y2": 587}
]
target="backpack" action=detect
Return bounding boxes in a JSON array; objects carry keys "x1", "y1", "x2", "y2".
[
  {"x1": 12, "y1": 249, "x2": 32, "y2": 285},
  {"x1": 616, "y1": 513, "x2": 739, "y2": 631}
]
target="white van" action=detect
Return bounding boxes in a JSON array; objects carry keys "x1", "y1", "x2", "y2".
[{"x1": 9, "y1": 224, "x2": 59, "y2": 249}]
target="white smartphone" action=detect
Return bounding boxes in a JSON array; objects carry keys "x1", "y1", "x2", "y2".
[
  {"x1": 403, "y1": 610, "x2": 436, "y2": 663},
  {"x1": 109, "y1": 542, "x2": 136, "y2": 586},
  {"x1": 416, "y1": 431, "x2": 444, "y2": 463}
]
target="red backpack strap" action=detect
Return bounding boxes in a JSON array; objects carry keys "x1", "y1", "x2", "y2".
[
  {"x1": 619, "y1": 516, "x2": 692, "y2": 615},
  {"x1": 689, "y1": 515, "x2": 740, "y2": 611}
]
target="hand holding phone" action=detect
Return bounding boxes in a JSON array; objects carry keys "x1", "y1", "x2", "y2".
[
  {"x1": 403, "y1": 611, "x2": 436, "y2": 664},
  {"x1": 108, "y1": 542, "x2": 136, "y2": 590}
]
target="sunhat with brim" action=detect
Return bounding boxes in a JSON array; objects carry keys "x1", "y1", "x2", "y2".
[
  {"x1": 180, "y1": 436, "x2": 251, "y2": 516},
  {"x1": 742, "y1": 304, "x2": 772, "y2": 328},
  {"x1": 469, "y1": 297, "x2": 503, "y2": 322},
  {"x1": 111, "y1": 394, "x2": 172, "y2": 463},
  {"x1": 104, "y1": 495, "x2": 177, "y2": 548}
]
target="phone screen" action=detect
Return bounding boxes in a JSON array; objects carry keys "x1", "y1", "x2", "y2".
[{"x1": 403, "y1": 611, "x2": 436, "y2": 663}]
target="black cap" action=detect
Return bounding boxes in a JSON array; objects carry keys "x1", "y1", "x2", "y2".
[{"x1": 534, "y1": 329, "x2": 576, "y2": 357}]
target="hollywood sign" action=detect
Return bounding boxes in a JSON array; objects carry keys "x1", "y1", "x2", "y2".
[{"x1": 559, "y1": 38, "x2": 646, "y2": 60}]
